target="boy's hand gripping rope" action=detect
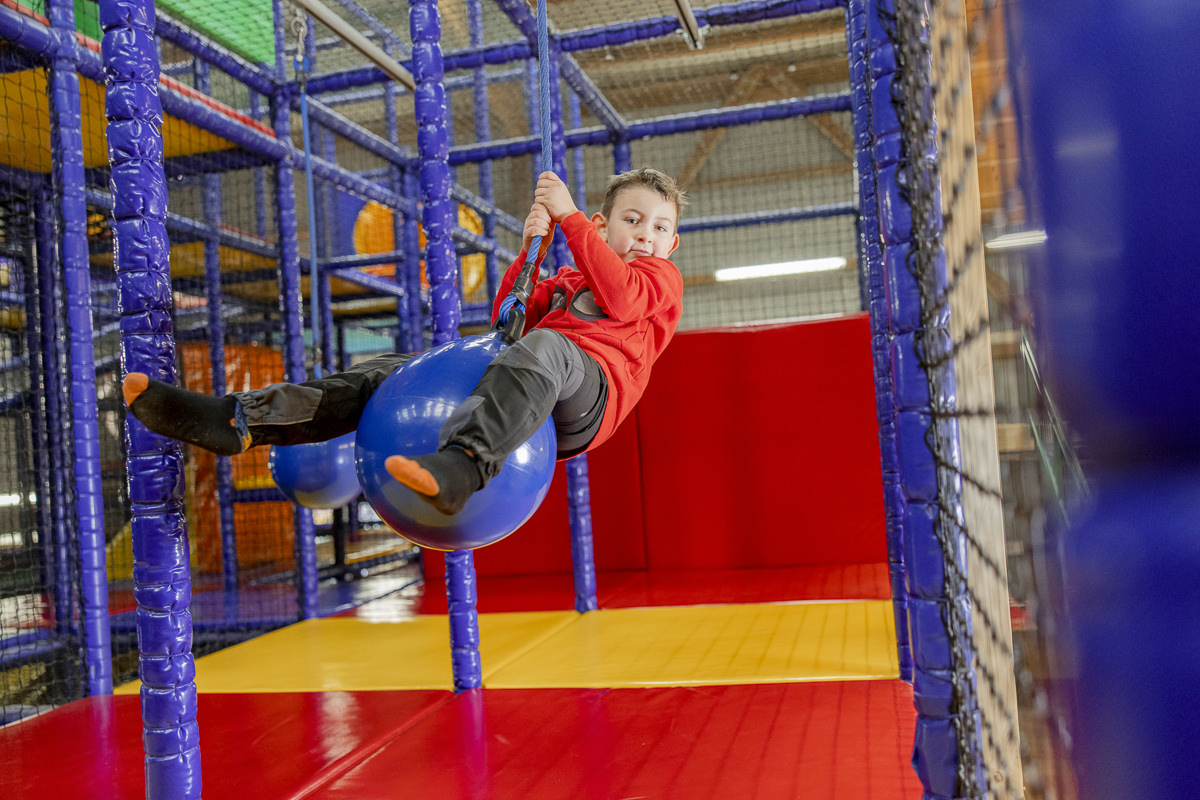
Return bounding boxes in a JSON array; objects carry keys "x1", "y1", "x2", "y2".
[{"x1": 495, "y1": 0, "x2": 554, "y2": 345}]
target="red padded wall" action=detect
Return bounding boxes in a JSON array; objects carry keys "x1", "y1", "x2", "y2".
[
  {"x1": 636, "y1": 314, "x2": 886, "y2": 568},
  {"x1": 425, "y1": 314, "x2": 885, "y2": 580}
]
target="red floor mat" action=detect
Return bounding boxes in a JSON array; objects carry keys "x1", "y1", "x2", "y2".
[
  {"x1": 4, "y1": 683, "x2": 918, "y2": 800},
  {"x1": 0, "y1": 691, "x2": 449, "y2": 800},
  {"x1": 315, "y1": 681, "x2": 920, "y2": 800}
]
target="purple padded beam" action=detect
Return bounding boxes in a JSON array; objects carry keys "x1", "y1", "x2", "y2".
[
  {"x1": 273, "y1": 0, "x2": 320, "y2": 620},
  {"x1": 846, "y1": 0, "x2": 910, "y2": 682},
  {"x1": 447, "y1": 92, "x2": 852, "y2": 165},
  {"x1": 100, "y1": 0, "x2": 201, "y2": 795},
  {"x1": 153, "y1": 11, "x2": 275, "y2": 95},
  {"x1": 304, "y1": 0, "x2": 843, "y2": 96},
  {"x1": 47, "y1": 0, "x2": 113, "y2": 697},
  {"x1": 0, "y1": 6, "x2": 416, "y2": 230},
  {"x1": 678, "y1": 201, "x2": 856, "y2": 232},
  {"x1": 320, "y1": 67, "x2": 524, "y2": 109}
]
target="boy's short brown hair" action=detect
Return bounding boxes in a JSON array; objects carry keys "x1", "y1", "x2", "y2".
[{"x1": 600, "y1": 167, "x2": 688, "y2": 230}]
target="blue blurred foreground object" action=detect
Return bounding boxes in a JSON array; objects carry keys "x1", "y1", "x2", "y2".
[
  {"x1": 355, "y1": 333, "x2": 557, "y2": 551},
  {"x1": 269, "y1": 432, "x2": 361, "y2": 509}
]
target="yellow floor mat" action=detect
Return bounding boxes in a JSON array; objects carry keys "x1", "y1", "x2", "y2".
[
  {"x1": 488, "y1": 600, "x2": 899, "y2": 688},
  {"x1": 115, "y1": 601, "x2": 898, "y2": 694}
]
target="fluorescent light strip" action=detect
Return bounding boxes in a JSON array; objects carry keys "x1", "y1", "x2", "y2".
[
  {"x1": 985, "y1": 230, "x2": 1047, "y2": 250},
  {"x1": 713, "y1": 257, "x2": 847, "y2": 282}
]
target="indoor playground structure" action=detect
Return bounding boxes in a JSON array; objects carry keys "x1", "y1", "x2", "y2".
[{"x1": 3, "y1": 0, "x2": 1198, "y2": 798}]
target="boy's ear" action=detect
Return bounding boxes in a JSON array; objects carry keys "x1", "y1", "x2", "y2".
[
  {"x1": 668, "y1": 233, "x2": 679, "y2": 256},
  {"x1": 591, "y1": 212, "x2": 607, "y2": 238}
]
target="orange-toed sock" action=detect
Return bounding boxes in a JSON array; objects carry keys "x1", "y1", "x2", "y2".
[
  {"x1": 385, "y1": 448, "x2": 482, "y2": 516},
  {"x1": 123, "y1": 372, "x2": 250, "y2": 456}
]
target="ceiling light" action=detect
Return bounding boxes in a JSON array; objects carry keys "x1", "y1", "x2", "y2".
[
  {"x1": 714, "y1": 257, "x2": 847, "y2": 282},
  {"x1": 985, "y1": 230, "x2": 1047, "y2": 251}
]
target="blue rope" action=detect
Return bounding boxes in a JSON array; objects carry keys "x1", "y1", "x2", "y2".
[
  {"x1": 498, "y1": 0, "x2": 553, "y2": 339},
  {"x1": 525, "y1": 0, "x2": 554, "y2": 260}
]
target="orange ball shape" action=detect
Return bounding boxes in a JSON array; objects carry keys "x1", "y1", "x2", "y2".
[{"x1": 352, "y1": 202, "x2": 487, "y2": 298}]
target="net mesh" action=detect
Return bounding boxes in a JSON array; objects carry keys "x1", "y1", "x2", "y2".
[
  {"x1": 0, "y1": 5, "x2": 1080, "y2": 796},
  {"x1": 0, "y1": 48, "x2": 91, "y2": 722}
]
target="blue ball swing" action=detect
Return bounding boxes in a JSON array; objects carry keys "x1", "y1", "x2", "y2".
[
  {"x1": 268, "y1": 431, "x2": 360, "y2": 509},
  {"x1": 355, "y1": 333, "x2": 556, "y2": 551},
  {"x1": 350, "y1": 0, "x2": 564, "y2": 553},
  {"x1": 274, "y1": 0, "x2": 561, "y2": 551}
]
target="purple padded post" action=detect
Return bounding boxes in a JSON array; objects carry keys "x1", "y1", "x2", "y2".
[
  {"x1": 613, "y1": 139, "x2": 631, "y2": 173},
  {"x1": 410, "y1": 0, "x2": 460, "y2": 344},
  {"x1": 194, "y1": 61, "x2": 240, "y2": 597},
  {"x1": 467, "y1": 0, "x2": 500, "y2": 299},
  {"x1": 401, "y1": 166, "x2": 423, "y2": 352},
  {"x1": 33, "y1": 192, "x2": 74, "y2": 638},
  {"x1": 50, "y1": 0, "x2": 113, "y2": 695},
  {"x1": 272, "y1": 0, "x2": 319, "y2": 620},
  {"x1": 25, "y1": 194, "x2": 58, "y2": 636},
  {"x1": 411, "y1": 0, "x2": 480, "y2": 692},
  {"x1": 249, "y1": 90, "x2": 269, "y2": 238},
  {"x1": 445, "y1": 549, "x2": 481, "y2": 691},
  {"x1": 380, "y1": 41, "x2": 413, "y2": 354},
  {"x1": 546, "y1": 51, "x2": 572, "y2": 271},
  {"x1": 49, "y1": 0, "x2": 113, "y2": 698},
  {"x1": 562, "y1": 88, "x2": 598, "y2": 614},
  {"x1": 566, "y1": 456, "x2": 598, "y2": 613},
  {"x1": 100, "y1": 0, "x2": 200, "y2": 795},
  {"x1": 846, "y1": 0, "x2": 910, "y2": 682}
]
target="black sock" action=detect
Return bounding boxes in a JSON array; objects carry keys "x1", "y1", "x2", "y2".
[
  {"x1": 389, "y1": 447, "x2": 484, "y2": 516},
  {"x1": 125, "y1": 374, "x2": 249, "y2": 456}
]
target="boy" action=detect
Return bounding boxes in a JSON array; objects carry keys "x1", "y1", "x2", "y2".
[{"x1": 124, "y1": 168, "x2": 686, "y2": 516}]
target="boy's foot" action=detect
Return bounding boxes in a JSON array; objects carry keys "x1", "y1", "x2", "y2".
[
  {"x1": 123, "y1": 373, "x2": 250, "y2": 456},
  {"x1": 385, "y1": 448, "x2": 482, "y2": 516}
]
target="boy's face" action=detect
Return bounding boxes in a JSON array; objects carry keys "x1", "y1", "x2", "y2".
[{"x1": 592, "y1": 186, "x2": 680, "y2": 263}]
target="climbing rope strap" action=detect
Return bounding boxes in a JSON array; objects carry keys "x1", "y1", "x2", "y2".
[
  {"x1": 495, "y1": 0, "x2": 554, "y2": 344},
  {"x1": 289, "y1": 2, "x2": 325, "y2": 377}
]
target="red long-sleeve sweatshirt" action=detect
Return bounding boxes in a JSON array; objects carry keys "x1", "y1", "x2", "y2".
[{"x1": 491, "y1": 210, "x2": 684, "y2": 452}]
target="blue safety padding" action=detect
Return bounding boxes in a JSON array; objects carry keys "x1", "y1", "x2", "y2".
[
  {"x1": 908, "y1": 597, "x2": 952, "y2": 672},
  {"x1": 894, "y1": 411, "x2": 937, "y2": 502}
]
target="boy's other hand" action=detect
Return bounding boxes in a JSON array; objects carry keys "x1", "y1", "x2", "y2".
[
  {"x1": 534, "y1": 171, "x2": 579, "y2": 222},
  {"x1": 522, "y1": 202, "x2": 555, "y2": 257}
]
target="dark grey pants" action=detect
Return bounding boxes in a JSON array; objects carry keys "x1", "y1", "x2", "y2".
[{"x1": 235, "y1": 329, "x2": 607, "y2": 484}]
